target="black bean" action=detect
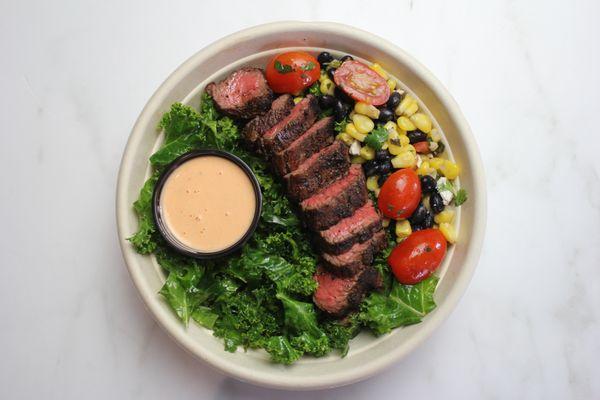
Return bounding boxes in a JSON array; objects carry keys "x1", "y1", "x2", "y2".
[
  {"x1": 377, "y1": 108, "x2": 395, "y2": 123},
  {"x1": 333, "y1": 99, "x2": 350, "y2": 121},
  {"x1": 327, "y1": 67, "x2": 336, "y2": 81},
  {"x1": 317, "y1": 51, "x2": 333, "y2": 66},
  {"x1": 377, "y1": 174, "x2": 389, "y2": 187},
  {"x1": 422, "y1": 212, "x2": 434, "y2": 229},
  {"x1": 429, "y1": 191, "x2": 444, "y2": 214},
  {"x1": 407, "y1": 130, "x2": 428, "y2": 144},
  {"x1": 363, "y1": 160, "x2": 378, "y2": 177},
  {"x1": 319, "y1": 95, "x2": 336, "y2": 109},
  {"x1": 340, "y1": 55, "x2": 354, "y2": 63},
  {"x1": 375, "y1": 150, "x2": 390, "y2": 161},
  {"x1": 432, "y1": 141, "x2": 445, "y2": 156},
  {"x1": 387, "y1": 91, "x2": 402, "y2": 109},
  {"x1": 334, "y1": 86, "x2": 353, "y2": 104},
  {"x1": 377, "y1": 160, "x2": 393, "y2": 175},
  {"x1": 409, "y1": 203, "x2": 429, "y2": 226},
  {"x1": 420, "y1": 175, "x2": 437, "y2": 194}
]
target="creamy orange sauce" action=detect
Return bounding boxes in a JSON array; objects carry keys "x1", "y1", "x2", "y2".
[{"x1": 160, "y1": 156, "x2": 256, "y2": 252}]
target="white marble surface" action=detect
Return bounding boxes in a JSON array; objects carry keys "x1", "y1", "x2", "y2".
[{"x1": 1, "y1": 0, "x2": 599, "y2": 398}]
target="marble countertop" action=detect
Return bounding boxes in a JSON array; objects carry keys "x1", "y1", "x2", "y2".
[{"x1": 2, "y1": 0, "x2": 599, "y2": 398}]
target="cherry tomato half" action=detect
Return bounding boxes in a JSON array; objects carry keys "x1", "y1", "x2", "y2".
[
  {"x1": 265, "y1": 51, "x2": 321, "y2": 95},
  {"x1": 378, "y1": 168, "x2": 422, "y2": 220},
  {"x1": 333, "y1": 60, "x2": 390, "y2": 105},
  {"x1": 388, "y1": 229, "x2": 447, "y2": 284}
]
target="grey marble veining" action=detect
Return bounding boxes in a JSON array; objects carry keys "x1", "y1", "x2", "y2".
[{"x1": 1, "y1": 0, "x2": 599, "y2": 398}]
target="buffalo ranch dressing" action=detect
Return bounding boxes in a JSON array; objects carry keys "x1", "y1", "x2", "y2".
[{"x1": 160, "y1": 156, "x2": 256, "y2": 252}]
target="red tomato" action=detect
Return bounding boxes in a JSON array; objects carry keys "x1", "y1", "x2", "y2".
[
  {"x1": 388, "y1": 229, "x2": 447, "y2": 284},
  {"x1": 265, "y1": 52, "x2": 321, "y2": 94},
  {"x1": 333, "y1": 60, "x2": 390, "y2": 105},
  {"x1": 378, "y1": 168, "x2": 422, "y2": 220},
  {"x1": 413, "y1": 141, "x2": 430, "y2": 154}
]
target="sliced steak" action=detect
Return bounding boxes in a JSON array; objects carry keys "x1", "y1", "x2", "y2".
[
  {"x1": 206, "y1": 67, "x2": 273, "y2": 119},
  {"x1": 321, "y1": 230, "x2": 388, "y2": 276},
  {"x1": 285, "y1": 140, "x2": 350, "y2": 202},
  {"x1": 300, "y1": 164, "x2": 367, "y2": 231},
  {"x1": 262, "y1": 95, "x2": 319, "y2": 154},
  {"x1": 313, "y1": 265, "x2": 381, "y2": 317},
  {"x1": 316, "y1": 200, "x2": 383, "y2": 254},
  {"x1": 242, "y1": 94, "x2": 294, "y2": 151},
  {"x1": 272, "y1": 116, "x2": 335, "y2": 176}
]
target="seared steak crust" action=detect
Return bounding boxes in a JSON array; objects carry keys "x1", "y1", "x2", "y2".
[
  {"x1": 242, "y1": 94, "x2": 294, "y2": 151},
  {"x1": 321, "y1": 230, "x2": 387, "y2": 276},
  {"x1": 285, "y1": 140, "x2": 350, "y2": 202},
  {"x1": 273, "y1": 116, "x2": 335, "y2": 176},
  {"x1": 300, "y1": 164, "x2": 367, "y2": 231},
  {"x1": 262, "y1": 95, "x2": 319, "y2": 154}
]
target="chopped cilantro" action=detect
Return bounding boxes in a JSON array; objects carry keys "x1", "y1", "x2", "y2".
[
  {"x1": 334, "y1": 118, "x2": 349, "y2": 133},
  {"x1": 274, "y1": 60, "x2": 293, "y2": 74},
  {"x1": 454, "y1": 188, "x2": 468, "y2": 206},
  {"x1": 364, "y1": 125, "x2": 389, "y2": 150},
  {"x1": 300, "y1": 61, "x2": 316, "y2": 71}
]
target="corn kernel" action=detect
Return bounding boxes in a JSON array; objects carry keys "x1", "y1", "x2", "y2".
[
  {"x1": 320, "y1": 78, "x2": 335, "y2": 96},
  {"x1": 434, "y1": 210, "x2": 455, "y2": 224},
  {"x1": 439, "y1": 222, "x2": 457, "y2": 244},
  {"x1": 354, "y1": 102, "x2": 380, "y2": 119},
  {"x1": 429, "y1": 128, "x2": 442, "y2": 142},
  {"x1": 417, "y1": 161, "x2": 435, "y2": 176},
  {"x1": 293, "y1": 96, "x2": 303, "y2": 104},
  {"x1": 352, "y1": 114, "x2": 375, "y2": 134},
  {"x1": 366, "y1": 175, "x2": 379, "y2": 191},
  {"x1": 397, "y1": 116, "x2": 416, "y2": 131},
  {"x1": 384, "y1": 121, "x2": 399, "y2": 136},
  {"x1": 360, "y1": 145, "x2": 376, "y2": 160},
  {"x1": 351, "y1": 156, "x2": 366, "y2": 164},
  {"x1": 429, "y1": 157, "x2": 444, "y2": 170},
  {"x1": 410, "y1": 113, "x2": 432, "y2": 133},
  {"x1": 382, "y1": 218, "x2": 390, "y2": 228},
  {"x1": 387, "y1": 79, "x2": 397, "y2": 90},
  {"x1": 370, "y1": 63, "x2": 389, "y2": 80},
  {"x1": 391, "y1": 151, "x2": 416, "y2": 168},
  {"x1": 388, "y1": 143, "x2": 403, "y2": 155},
  {"x1": 399, "y1": 134, "x2": 410, "y2": 146},
  {"x1": 374, "y1": 188, "x2": 381, "y2": 197},
  {"x1": 440, "y1": 160, "x2": 460, "y2": 179},
  {"x1": 336, "y1": 132, "x2": 354, "y2": 146},
  {"x1": 395, "y1": 220, "x2": 412, "y2": 239},
  {"x1": 395, "y1": 95, "x2": 416, "y2": 116},
  {"x1": 319, "y1": 71, "x2": 328, "y2": 82},
  {"x1": 381, "y1": 141, "x2": 389, "y2": 150},
  {"x1": 346, "y1": 123, "x2": 367, "y2": 142},
  {"x1": 403, "y1": 102, "x2": 419, "y2": 117}
]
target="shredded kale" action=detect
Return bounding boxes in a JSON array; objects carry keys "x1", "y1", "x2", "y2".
[{"x1": 128, "y1": 93, "x2": 439, "y2": 364}]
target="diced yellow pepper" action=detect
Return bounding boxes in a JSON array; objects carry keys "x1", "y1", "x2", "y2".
[
  {"x1": 439, "y1": 222, "x2": 457, "y2": 244},
  {"x1": 434, "y1": 210, "x2": 455, "y2": 224}
]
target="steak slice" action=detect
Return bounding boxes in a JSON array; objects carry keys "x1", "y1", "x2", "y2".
[
  {"x1": 316, "y1": 200, "x2": 383, "y2": 255},
  {"x1": 285, "y1": 140, "x2": 350, "y2": 202},
  {"x1": 272, "y1": 116, "x2": 335, "y2": 176},
  {"x1": 300, "y1": 164, "x2": 367, "y2": 231},
  {"x1": 313, "y1": 265, "x2": 381, "y2": 317},
  {"x1": 321, "y1": 230, "x2": 388, "y2": 276},
  {"x1": 242, "y1": 94, "x2": 294, "y2": 151},
  {"x1": 206, "y1": 67, "x2": 273, "y2": 119},
  {"x1": 262, "y1": 95, "x2": 319, "y2": 154}
]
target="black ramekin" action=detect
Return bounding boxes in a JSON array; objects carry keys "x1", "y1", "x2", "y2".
[{"x1": 152, "y1": 149, "x2": 262, "y2": 259}]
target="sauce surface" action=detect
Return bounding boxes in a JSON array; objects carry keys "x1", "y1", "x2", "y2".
[{"x1": 160, "y1": 156, "x2": 256, "y2": 252}]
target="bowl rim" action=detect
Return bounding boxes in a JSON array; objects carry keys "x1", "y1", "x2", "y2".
[{"x1": 116, "y1": 21, "x2": 487, "y2": 390}]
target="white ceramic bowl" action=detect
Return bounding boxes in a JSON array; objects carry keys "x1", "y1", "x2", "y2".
[{"x1": 116, "y1": 21, "x2": 486, "y2": 390}]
